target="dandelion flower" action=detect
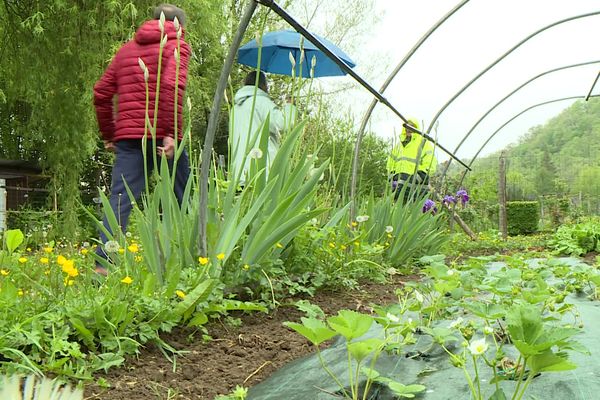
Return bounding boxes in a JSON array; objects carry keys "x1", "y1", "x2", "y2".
[
  {"x1": 18, "y1": 257, "x2": 27, "y2": 264},
  {"x1": 127, "y1": 243, "x2": 139, "y2": 253},
  {"x1": 198, "y1": 257, "x2": 209, "y2": 265},
  {"x1": 121, "y1": 276, "x2": 133, "y2": 285},
  {"x1": 356, "y1": 215, "x2": 369, "y2": 223},
  {"x1": 351, "y1": 221, "x2": 358, "y2": 227},
  {"x1": 43, "y1": 247, "x2": 53, "y2": 254},
  {"x1": 176, "y1": 290, "x2": 186, "y2": 299},
  {"x1": 340, "y1": 245, "x2": 347, "y2": 250},
  {"x1": 0, "y1": 269, "x2": 9, "y2": 276},
  {"x1": 468, "y1": 338, "x2": 488, "y2": 356},
  {"x1": 385, "y1": 225, "x2": 394, "y2": 234},
  {"x1": 248, "y1": 148, "x2": 263, "y2": 159},
  {"x1": 105, "y1": 240, "x2": 120, "y2": 253},
  {"x1": 216, "y1": 253, "x2": 225, "y2": 261}
]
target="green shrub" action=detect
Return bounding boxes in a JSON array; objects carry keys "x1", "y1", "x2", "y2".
[{"x1": 507, "y1": 201, "x2": 539, "y2": 235}]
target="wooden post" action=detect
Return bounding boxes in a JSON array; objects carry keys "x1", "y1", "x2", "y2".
[{"x1": 498, "y1": 151, "x2": 507, "y2": 240}]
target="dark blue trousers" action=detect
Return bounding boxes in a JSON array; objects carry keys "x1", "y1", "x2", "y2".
[{"x1": 96, "y1": 139, "x2": 190, "y2": 261}]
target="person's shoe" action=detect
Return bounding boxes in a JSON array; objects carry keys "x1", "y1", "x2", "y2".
[{"x1": 94, "y1": 265, "x2": 109, "y2": 276}]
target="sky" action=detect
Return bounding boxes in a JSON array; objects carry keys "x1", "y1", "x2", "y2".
[{"x1": 305, "y1": 0, "x2": 600, "y2": 163}]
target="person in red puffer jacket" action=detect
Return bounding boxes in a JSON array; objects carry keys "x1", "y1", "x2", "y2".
[{"x1": 93, "y1": 4, "x2": 191, "y2": 275}]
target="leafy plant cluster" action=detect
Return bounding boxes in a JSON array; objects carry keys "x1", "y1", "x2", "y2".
[
  {"x1": 286, "y1": 253, "x2": 595, "y2": 400},
  {"x1": 507, "y1": 201, "x2": 539, "y2": 235},
  {"x1": 549, "y1": 217, "x2": 600, "y2": 256}
]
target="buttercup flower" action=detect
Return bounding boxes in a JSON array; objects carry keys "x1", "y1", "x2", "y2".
[
  {"x1": 216, "y1": 253, "x2": 225, "y2": 260},
  {"x1": 18, "y1": 257, "x2": 27, "y2": 264},
  {"x1": 56, "y1": 255, "x2": 66, "y2": 265},
  {"x1": 243, "y1": 264, "x2": 250, "y2": 271},
  {"x1": 127, "y1": 243, "x2": 139, "y2": 253},
  {"x1": 43, "y1": 247, "x2": 53, "y2": 254},
  {"x1": 468, "y1": 338, "x2": 488, "y2": 356},
  {"x1": 198, "y1": 257, "x2": 209, "y2": 265},
  {"x1": 0, "y1": 269, "x2": 9, "y2": 276},
  {"x1": 176, "y1": 290, "x2": 186, "y2": 299},
  {"x1": 121, "y1": 276, "x2": 133, "y2": 285},
  {"x1": 80, "y1": 248, "x2": 89, "y2": 255}
]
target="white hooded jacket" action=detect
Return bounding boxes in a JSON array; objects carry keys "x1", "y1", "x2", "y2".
[{"x1": 229, "y1": 85, "x2": 296, "y2": 185}]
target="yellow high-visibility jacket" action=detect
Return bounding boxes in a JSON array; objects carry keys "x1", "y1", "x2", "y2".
[{"x1": 386, "y1": 124, "x2": 437, "y2": 178}]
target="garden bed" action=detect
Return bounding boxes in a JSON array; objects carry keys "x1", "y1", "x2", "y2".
[{"x1": 86, "y1": 276, "x2": 412, "y2": 399}]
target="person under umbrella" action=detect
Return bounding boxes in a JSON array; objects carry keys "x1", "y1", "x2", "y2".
[{"x1": 228, "y1": 71, "x2": 297, "y2": 187}]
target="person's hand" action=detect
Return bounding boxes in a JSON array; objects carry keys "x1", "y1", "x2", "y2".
[
  {"x1": 104, "y1": 140, "x2": 115, "y2": 152},
  {"x1": 157, "y1": 136, "x2": 175, "y2": 159}
]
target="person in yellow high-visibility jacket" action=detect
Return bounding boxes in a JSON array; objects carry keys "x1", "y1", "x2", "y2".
[{"x1": 386, "y1": 119, "x2": 437, "y2": 202}]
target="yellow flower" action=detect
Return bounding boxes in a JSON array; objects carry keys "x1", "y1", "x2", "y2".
[
  {"x1": 121, "y1": 276, "x2": 133, "y2": 284},
  {"x1": 118, "y1": 248, "x2": 125, "y2": 255},
  {"x1": 63, "y1": 277, "x2": 74, "y2": 286},
  {"x1": 175, "y1": 290, "x2": 186, "y2": 299},
  {"x1": 198, "y1": 257, "x2": 209, "y2": 265},
  {"x1": 340, "y1": 245, "x2": 347, "y2": 250},
  {"x1": 216, "y1": 253, "x2": 225, "y2": 260},
  {"x1": 127, "y1": 243, "x2": 139, "y2": 253},
  {"x1": 351, "y1": 221, "x2": 358, "y2": 227},
  {"x1": 61, "y1": 260, "x2": 79, "y2": 278},
  {"x1": 43, "y1": 247, "x2": 53, "y2": 254},
  {"x1": 26, "y1": 247, "x2": 31, "y2": 252},
  {"x1": 135, "y1": 255, "x2": 143, "y2": 263},
  {"x1": 354, "y1": 241, "x2": 360, "y2": 247},
  {"x1": 387, "y1": 233, "x2": 393, "y2": 238},
  {"x1": 385, "y1": 242, "x2": 390, "y2": 246},
  {"x1": 56, "y1": 255, "x2": 66, "y2": 265},
  {"x1": 328, "y1": 242, "x2": 336, "y2": 248},
  {"x1": 17, "y1": 289, "x2": 24, "y2": 296},
  {"x1": 40, "y1": 257, "x2": 49, "y2": 264},
  {"x1": 18, "y1": 257, "x2": 27, "y2": 264},
  {"x1": 243, "y1": 264, "x2": 250, "y2": 270},
  {"x1": 0, "y1": 269, "x2": 9, "y2": 276},
  {"x1": 80, "y1": 248, "x2": 89, "y2": 255},
  {"x1": 276, "y1": 243, "x2": 283, "y2": 249}
]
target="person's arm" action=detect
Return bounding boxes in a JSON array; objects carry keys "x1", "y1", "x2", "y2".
[
  {"x1": 93, "y1": 57, "x2": 118, "y2": 142},
  {"x1": 420, "y1": 141, "x2": 437, "y2": 175},
  {"x1": 267, "y1": 96, "x2": 297, "y2": 135}
]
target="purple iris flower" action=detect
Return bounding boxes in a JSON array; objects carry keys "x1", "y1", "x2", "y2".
[
  {"x1": 422, "y1": 199, "x2": 436, "y2": 214},
  {"x1": 456, "y1": 189, "x2": 470, "y2": 205},
  {"x1": 391, "y1": 180, "x2": 398, "y2": 191},
  {"x1": 443, "y1": 195, "x2": 456, "y2": 206}
]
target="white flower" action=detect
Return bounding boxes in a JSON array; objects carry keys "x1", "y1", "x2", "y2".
[
  {"x1": 356, "y1": 215, "x2": 369, "y2": 223},
  {"x1": 414, "y1": 290, "x2": 424, "y2": 303},
  {"x1": 248, "y1": 148, "x2": 263, "y2": 159},
  {"x1": 138, "y1": 58, "x2": 149, "y2": 82},
  {"x1": 449, "y1": 317, "x2": 463, "y2": 329},
  {"x1": 447, "y1": 269, "x2": 457, "y2": 276},
  {"x1": 288, "y1": 51, "x2": 296, "y2": 68},
  {"x1": 159, "y1": 11, "x2": 165, "y2": 31},
  {"x1": 104, "y1": 240, "x2": 121, "y2": 253},
  {"x1": 483, "y1": 326, "x2": 494, "y2": 335},
  {"x1": 386, "y1": 313, "x2": 400, "y2": 323},
  {"x1": 125, "y1": 232, "x2": 132, "y2": 238},
  {"x1": 385, "y1": 225, "x2": 394, "y2": 234},
  {"x1": 82, "y1": 242, "x2": 90, "y2": 248},
  {"x1": 468, "y1": 338, "x2": 488, "y2": 356}
]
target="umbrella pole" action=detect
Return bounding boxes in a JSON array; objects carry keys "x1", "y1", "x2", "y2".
[
  {"x1": 198, "y1": 0, "x2": 257, "y2": 257},
  {"x1": 255, "y1": 0, "x2": 470, "y2": 171}
]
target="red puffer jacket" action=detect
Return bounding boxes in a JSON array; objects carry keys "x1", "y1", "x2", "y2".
[{"x1": 94, "y1": 20, "x2": 191, "y2": 141}]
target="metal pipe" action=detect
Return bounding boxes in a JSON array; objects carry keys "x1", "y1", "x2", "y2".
[
  {"x1": 255, "y1": 0, "x2": 470, "y2": 169},
  {"x1": 455, "y1": 94, "x2": 600, "y2": 190},
  {"x1": 585, "y1": 70, "x2": 600, "y2": 101},
  {"x1": 349, "y1": 0, "x2": 470, "y2": 221},
  {"x1": 198, "y1": 0, "x2": 257, "y2": 256},
  {"x1": 424, "y1": 11, "x2": 600, "y2": 138},
  {"x1": 437, "y1": 60, "x2": 600, "y2": 187}
]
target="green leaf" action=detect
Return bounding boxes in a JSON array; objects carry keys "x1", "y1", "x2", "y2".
[
  {"x1": 360, "y1": 366, "x2": 381, "y2": 381},
  {"x1": 70, "y1": 317, "x2": 96, "y2": 350},
  {"x1": 348, "y1": 338, "x2": 384, "y2": 362},
  {"x1": 464, "y1": 302, "x2": 506, "y2": 319},
  {"x1": 487, "y1": 388, "x2": 508, "y2": 400},
  {"x1": 386, "y1": 381, "x2": 426, "y2": 398},
  {"x1": 284, "y1": 317, "x2": 337, "y2": 346},
  {"x1": 187, "y1": 312, "x2": 208, "y2": 327},
  {"x1": 173, "y1": 279, "x2": 217, "y2": 317},
  {"x1": 528, "y1": 350, "x2": 576, "y2": 373},
  {"x1": 4, "y1": 229, "x2": 24, "y2": 254},
  {"x1": 327, "y1": 310, "x2": 373, "y2": 341}
]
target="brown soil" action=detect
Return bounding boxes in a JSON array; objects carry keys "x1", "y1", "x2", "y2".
[{"x1": 85, "y1": 275, "x2": 414, "y2": 400}]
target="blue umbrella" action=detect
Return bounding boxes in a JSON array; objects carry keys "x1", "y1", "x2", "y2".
[{"x1": 237, "y1": 30, "x2": 356, "y2": 78}]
